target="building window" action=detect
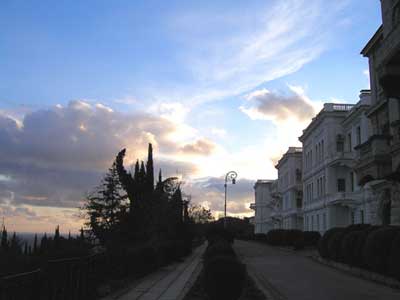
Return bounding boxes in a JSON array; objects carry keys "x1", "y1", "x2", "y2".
[
  {"x1": 350, "y1": 172, "x2": 354, "y2": 192},
  {"x1": 323, "y1": 213, "x2": 326, "y2": 231},
  {"x1": 317, "y1": 214, "x2": 320, "y2": 231},
  {"x1": 336, "y1": 135, "x2": 344, "y2": 152},
  {"x1": 360, "y1": 210, "x2": 364, "y2": 224},
  {"x1": 356, "y1": 126, "x2": 361, "y2": 145},
  {"x1": 311, "y1": 215, "x2": 314, "y2": 231},
  {"x1": 348, "y1": 133, "x2": 352, "y2": 151},
  {"x1": 296, "y1": 169, "x2": 302, "y2": 182},
  {"x1": 337, "y1": 178, "x2": 346, "y2": 192},
  {"x1": 321, "y1": 140, "x2": 324, "y2": 159},
  {"x1": 351, "y1": 211, "x2": 355, "y2": 224}
]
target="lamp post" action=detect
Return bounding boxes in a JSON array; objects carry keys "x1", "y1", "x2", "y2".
[{"x1": 224, "y1": 171, "x2": 237, "y2": 228}]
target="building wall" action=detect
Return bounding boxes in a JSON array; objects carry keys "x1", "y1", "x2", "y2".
[{"x1": 253, "y1": 180, "x2": 275, "y2": 234}]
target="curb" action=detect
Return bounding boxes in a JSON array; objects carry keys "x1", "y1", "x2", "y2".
[{"x1": 310, "y1": 255, "x2": 400, "y2": 290}]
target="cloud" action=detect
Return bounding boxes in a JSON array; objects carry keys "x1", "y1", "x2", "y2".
[
  {"x1": 240, "y1": 86, "x2": 316, "y2": 124},
  {"x1": 184, "y1": 176, "x2": 255, "y2": 217},
  {"x1": 0, "y1": 101, "x2": 199, "y2": 211},
  {"x1": 180, "y1": 138, "x2": 216, "y2": 156},
  {"x1": 210, "y1": 128, "x2": 227, "y2": 138}
]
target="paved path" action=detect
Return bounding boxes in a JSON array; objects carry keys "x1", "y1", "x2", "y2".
[
  {"x1": 104, "y1": 243, "x2": 206, "y2": 300},
  {"x1": 235, "y1": 240, "x2": 400, "y2": 300}
]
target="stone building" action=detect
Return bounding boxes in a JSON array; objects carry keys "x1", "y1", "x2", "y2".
[
  {"x1": 355, "y1": 0, "x2": 400, "y2": 225},
  {"x1": 250, "y1": 180, "x2": 276, "y2": 234},
  {"x1": 299, "y1": 102, "x2": 358, "y2": 233},
  {"x1": 275, "y1": 147, "x2": 303, "y2": 230}
]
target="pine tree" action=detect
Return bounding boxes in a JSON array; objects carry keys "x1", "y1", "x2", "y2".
[{"x1": 83, "y1": 160, "x2": 128, "y2": 244}]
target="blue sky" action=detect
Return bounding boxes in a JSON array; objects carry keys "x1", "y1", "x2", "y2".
[{"x1": 0, "y1": 0, "x2": 382, "y2": 232}]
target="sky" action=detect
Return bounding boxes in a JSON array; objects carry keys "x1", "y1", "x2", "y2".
[{"x1": 0, "y1": 0, "x2": 382, "y2": 233}]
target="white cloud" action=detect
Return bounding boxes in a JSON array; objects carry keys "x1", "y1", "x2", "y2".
[
  {"x1": 240, "y1": 85, "x2": 317, "y2": 124},
  {"x1": 155, "y1": 0, "x2": 350, "y2": 106}
]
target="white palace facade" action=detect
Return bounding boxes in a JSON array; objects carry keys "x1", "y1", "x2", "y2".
[{"x1": 251, "y1": 1, "x2": 400, "y2": 234}]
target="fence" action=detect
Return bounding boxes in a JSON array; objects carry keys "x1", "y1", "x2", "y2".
[{"x1": 0, "y1": 253, "x2": 107, "y2": 300}]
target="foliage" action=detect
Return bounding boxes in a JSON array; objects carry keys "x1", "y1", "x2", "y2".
[
  {"x1": 202, "y1": 226, "x2": 246, "y2": 300},
  {"x1": 363, "y1": 226, "x2": 400, "y2": 274},
  {"x1": 204, "y1": 255, "x2": 246, "y2": 300},
  {"x1": 188, "y1": 204, "x2": 214, "y2": 224},
  {"x1": 0, "y1": 226, "x2": 91, "y2": 277},
  {"x1": 318, "y1": 224, "x2": 400, "y2": 280},
  {"x1": 388, "y1": 232, "x2": 400, "y2": 280},
  {"x1": 82, "y1": 160, "x2": 129, "y2": 245}
]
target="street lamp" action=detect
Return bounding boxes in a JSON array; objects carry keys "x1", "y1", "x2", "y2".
[{"x1": 224, "y1": 171, "x2": 237, "y2": 228}]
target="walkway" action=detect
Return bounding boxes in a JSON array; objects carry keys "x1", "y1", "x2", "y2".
[
  {"x1": 235, "y1": 240, "x2": 400, "y2": 300},
  {"x1": 104, "y1": 242, "x2": 206, "y2": 300}
]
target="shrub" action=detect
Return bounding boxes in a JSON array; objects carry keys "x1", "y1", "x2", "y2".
[
  {"x1": 303, "y1": 231, "x2": 321, "y2": 247},
  {"x1": 265, "y1": 229, "x2": 285, "y2": 246},
  {"x1": 206, "y1": 225, "x2": 234, "y2": 246},
  {"x1": 363, "y1": 226, "x2": 400, "y2": 274},
  {"x1": 341, "y1": 230, "x2": 363, "y2": 266},
  {"x1": 283, "y1": 230, "x2": 303, "y2": 247},
  {"x1": 326, "y1": 229, "x2": 347, "y2": 261},
  {"x1": 204, "y1": 239, "x2": 236, "y2": 261},
  {"x1": 253, "y1": 234, "x2": 267, "y2": 242},
  {"x1": 204, "y1": 256, "x2": 246, "y2": 300},
  {"x1": 318, "y1": 227, "x2": 344, "y2": 259},
  {"x1": 388, "y1": 231, "x2": 400, "y2": 280}
]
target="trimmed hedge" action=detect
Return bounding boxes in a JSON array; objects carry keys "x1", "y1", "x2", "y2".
[
  {"x1": 363, "y1": 226, "x2": 400, "y2": 275},
  {"x1": 204, "y1": 255, "x2": 246, "y2": 300},
  {"x1": 388, "y1": 232, "x2": 400, "y2": 280},
  {"x1": 318, "y1": 224, "x2": 400, "y2": 281},
  {"x1": 260, "y1": 229, "x2": 321, "y2": 249},
  {"x1": 203, "y1": 224, "x2": 246, "y2": 300}
]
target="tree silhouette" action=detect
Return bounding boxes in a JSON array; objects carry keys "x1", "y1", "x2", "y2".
[{"x1": 83, "y1": 158, "x2": 128, "y2": 244}]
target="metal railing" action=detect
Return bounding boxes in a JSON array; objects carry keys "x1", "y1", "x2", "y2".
[{"x1": 0, "y1": 253, "x2": 107, "y2": 300}]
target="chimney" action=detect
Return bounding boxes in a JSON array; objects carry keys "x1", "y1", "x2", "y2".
[{"x1": 359, "y1": 89, "x2": 371, "y2": 105}]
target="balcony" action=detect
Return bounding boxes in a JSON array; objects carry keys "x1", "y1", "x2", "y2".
[
  {"x1": 327, "y1": 151, "x2": 355, "y2": 167},
  {"x1": 249, "y1": 203, "x2": 256, "y2": 210},
  {"x1": 325, "y1": 191, "x2": 363, "y2": 207},
  {"x1": 282, "y1": 207, "x2": 302, "y2": 217},
  {"x1": 354, "y1": 134, "x2": 392, "y2": 182}
]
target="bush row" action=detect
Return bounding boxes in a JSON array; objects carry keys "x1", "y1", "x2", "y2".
[
  {"x1": 203, "y1": 226, "x2": 246, "y2": 300},
  {"x1": 318, "y1": 224, "x2": 400, "y2": 281},
  {"x1": 252, "y1": 229, "x2": 321, "y2": 249}
]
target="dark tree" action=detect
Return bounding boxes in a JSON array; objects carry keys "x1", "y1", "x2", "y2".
[
  {"x1": 146, "y1": 143, "x2": 154, "y2": 192},
  {"x1": 33, "y1": 234, "x2": 38, "y2": 254},
  {"x1": 1, "y1": 225, "x2": 8, "y2": 250},
  {"x1": 83, "y1": 158, "x2": 128, "y2": 245}
]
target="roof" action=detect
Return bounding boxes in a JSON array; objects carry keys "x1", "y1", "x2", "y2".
[{"x1": 361, "y1": 25, "x2": 383, "y2": 56}]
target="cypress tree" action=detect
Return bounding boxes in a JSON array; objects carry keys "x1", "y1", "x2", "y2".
[
  {"x1": 1, "y1": 226, "x2": 8, "y2": 250},
  {"x1": 134, "y1": 160, "x2": 140, "y2": 182},
  {"x1": 146, "y1": 143, "x2": 154, "y2": 192},
  {"x1": 156, "y1": 169, "x2": 163, "y2": 191},
  {"x1": 139, "y1": 161, "x2": 146, "y2": 180},
  {"x1": 10, "y1": 232, "x2": 20, "y2": 254},
  {"x1": 40, "y1": 233, "x2": 48, "y2": 253},
  {"x1": 33, "y1": 234, "x2": 38, "y2": 254}
]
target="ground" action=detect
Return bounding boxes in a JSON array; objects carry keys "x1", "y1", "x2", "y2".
[{"x1": 234, "y1": 240, "x2": 400, "y2": 300}]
